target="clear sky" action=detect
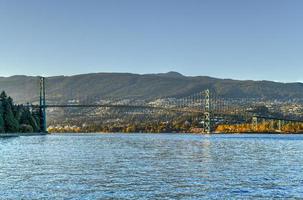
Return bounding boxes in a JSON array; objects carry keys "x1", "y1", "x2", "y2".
[{"x1": 0, "y1": 0, "x2": 302, "y2": 82}]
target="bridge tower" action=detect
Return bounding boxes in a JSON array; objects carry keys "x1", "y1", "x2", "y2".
[
  {"x1": 204, "y1": 89, "x2": 211, "y2": 134},
  {"x1": 252, "y1": 116, "x2": 258, "y2": 131},
  {"x1": 39, "y1": 77, "x2": 47, "y2": 133}
]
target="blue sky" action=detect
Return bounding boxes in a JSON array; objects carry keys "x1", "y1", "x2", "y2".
[{"x1": 0, "y1": 0, "x2": 302, "y2": 82}]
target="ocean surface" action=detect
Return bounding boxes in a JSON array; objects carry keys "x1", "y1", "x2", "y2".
[{"x1": 0, "y1": 133, "x2": 303, "y2": 199}]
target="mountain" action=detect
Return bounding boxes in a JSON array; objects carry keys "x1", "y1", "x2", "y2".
[{"x1": 0, "y1": 72, "x2": 303, "y2": 104}]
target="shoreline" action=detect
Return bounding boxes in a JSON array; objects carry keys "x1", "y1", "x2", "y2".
[
  {"x1": 0, "y1": 133, "x2": 49, "y2": 137},
  {"x1": 48, "y1": 131, "x2": 303, "y2": 135},
  {"x1": 2, "y1": 132, "x2": 303, "y2": 137}
]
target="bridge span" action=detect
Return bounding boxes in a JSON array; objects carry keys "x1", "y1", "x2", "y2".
[
  {"x1": 34, "y1": 77, "x2": 211, "y2": 133},
  {"x1": 28, "y1": 77, "x2": 303, "y2": 133}
]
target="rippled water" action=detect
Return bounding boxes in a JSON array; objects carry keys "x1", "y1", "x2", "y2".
[{"x1": 1, "y1": 133, "x2": 303, "y2": 199}]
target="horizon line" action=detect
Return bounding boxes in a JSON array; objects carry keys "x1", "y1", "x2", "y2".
[{"x1": 0, "y1": 71, "x2": 302, "y2": 84}]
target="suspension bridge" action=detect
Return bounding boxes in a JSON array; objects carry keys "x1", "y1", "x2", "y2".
[{"x1": 29, "y1": 77, "x2": 303, "y2": 133}]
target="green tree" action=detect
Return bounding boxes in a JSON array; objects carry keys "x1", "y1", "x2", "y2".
[
  {"x1": 20, "y1": 107, "x2": 39, "y2": 132},
  {"x1": 0, "y1": 106, "x2": 4, "y2": 133},
  {"x1": 0, "y1": 91, "x2": 41, "y2": 133},
  {"x1": 2, "y1": 98, "x2": 19, "y2": 132}
]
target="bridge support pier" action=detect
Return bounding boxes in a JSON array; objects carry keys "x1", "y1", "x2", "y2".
[{"x1": 39, "y1": 77, "x2": 47, "y2": 133}]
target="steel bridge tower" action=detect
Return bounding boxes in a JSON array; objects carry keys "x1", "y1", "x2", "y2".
[
  {"x1": 39, "y1": 77, "x2": 47, "y2": 132},
  {"x1": 204, "y1": 89, "x2": 211, "y2": 133}
]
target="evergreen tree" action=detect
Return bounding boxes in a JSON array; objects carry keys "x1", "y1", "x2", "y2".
[
  {"x1": 0, "y1": 91, "x2": 40, "y2": 133},
  {"x1": 31, "y1": 109, "x2": 41, "y2": 131},
  {"x1": 0, "y1": 91, "x2": 7, "y2": 101},
  {"x1": 20, "y1": 108, "x2": 31, "y2": 125},
  {"x1": 14, "y1": 105, "x2": 22, "y2": 122},
  {"x1": 19, "y1": 107, "x2": 39, "y2": 132},
  {"x1": 2, "y1": 98, "x2": 19, "y2": 132},
  {"x1": 0, "y1": 105, "x2": 4, "y2": 133}
]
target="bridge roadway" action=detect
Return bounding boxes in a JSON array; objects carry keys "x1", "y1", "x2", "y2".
[
  {"x1": 29, "y1": 104, "x2": 303, "y2": 123},
  {"x1": 30, "y1": 104, "x2": 205, "y2": 114},
  {"x1": 253, "y1": 115, "x2": 303, "y2": 123}
]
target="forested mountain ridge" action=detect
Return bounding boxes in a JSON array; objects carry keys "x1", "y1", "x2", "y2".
[{"x1": 0, "y1": 72, "x2": 303, "y2": 104}]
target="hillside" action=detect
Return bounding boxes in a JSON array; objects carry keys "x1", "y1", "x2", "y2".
[{"x1": 0, "y1": 72, "x2": 303, "y2": 104}]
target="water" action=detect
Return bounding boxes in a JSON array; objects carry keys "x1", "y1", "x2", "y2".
[{"x1": 0, "y1": 133, "x2": 303, "y2": 199}]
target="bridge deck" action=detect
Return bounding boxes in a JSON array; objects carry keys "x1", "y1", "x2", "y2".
[
  {"x1": 27, "y1": 104, "x2": 303, "y2": 123},
  {"x1": 254, "y1": 115, "x2": 303, "y2": 123},
  {"x1": 36, "y1": 104, "x2": 205, "y2": 114}
]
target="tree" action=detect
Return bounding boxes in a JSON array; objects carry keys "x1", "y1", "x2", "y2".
[
  {"x1": 0, "y1": 91, "x2": 40, "y2": 133},
  {"x1": 0, "y1": 106, "x2": 4, "y2": 133},
  {"x1": 2, "y1": 98, "x2": 19, "y2": 132},
  {"x1": 0, "y1": 91, "x2": 7, "y2": 101}
]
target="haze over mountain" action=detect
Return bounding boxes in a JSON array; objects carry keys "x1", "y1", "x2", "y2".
[{"x1": 0, "y1": 72, "x2": 303, "y2": 104}]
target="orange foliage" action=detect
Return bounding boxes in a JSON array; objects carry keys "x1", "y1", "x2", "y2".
[{"x1": 216, "y1": 122, "x2": 303, "y2": 133}]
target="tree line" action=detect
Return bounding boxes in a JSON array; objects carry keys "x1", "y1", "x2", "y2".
[
  {"x1": 215, "y1": 122, "x2": 303, "y2": 133},
  {"x1": 0, "y1": 91, "x2": 40, "y2": 133}
]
